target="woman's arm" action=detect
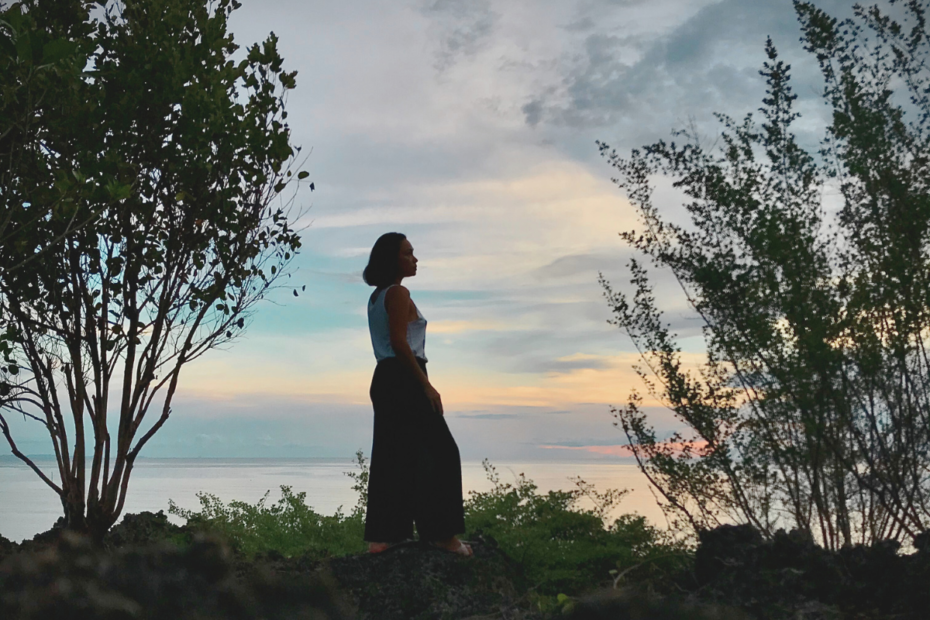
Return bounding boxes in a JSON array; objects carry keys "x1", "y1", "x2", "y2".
[{"x1": 385, "y1": 285, "x2": 443, "y2": 415}]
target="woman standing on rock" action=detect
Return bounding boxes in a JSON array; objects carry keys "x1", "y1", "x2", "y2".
[{"x1": 362, "y1": 232, "x2": 472, "y2": 557}]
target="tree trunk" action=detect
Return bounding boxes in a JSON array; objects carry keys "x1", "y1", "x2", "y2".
[{"x1": 62, "y1": 489, "x2": 89, "y2": 536}]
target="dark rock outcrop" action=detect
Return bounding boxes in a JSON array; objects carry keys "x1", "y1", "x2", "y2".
[
  {"x1": 0, "y1": 531, "x2": 351, "y2": 620},
  {"x1": 0, "y1": 534, "x2": 14, "y2": 564},
  {"x1": 328, "y1": 536, "x2": 542, "y2": 620},
  {"x1": 104, "y1": 510, "x2": 190, "y2": 549},
  {"x1": 7, "y1": 514, "x2": 929, "y2": 619},
  {"x1": 0, "y1": 523, "x2": 542, "y2": 620},
  {"x1": 692, "y1": 524, "x2": 930, "y2": 620},
  {"x1": 567, "y1": 588, "x2": 750, "y2": 620}
]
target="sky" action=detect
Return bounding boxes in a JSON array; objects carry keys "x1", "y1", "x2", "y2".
[{"x1": 8, "y1": 0, "x2": 860, "y2": 462}]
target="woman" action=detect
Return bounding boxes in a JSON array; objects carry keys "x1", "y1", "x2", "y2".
[{"x1": 362, "y1": 232, "x2": 472, "y2": 557}]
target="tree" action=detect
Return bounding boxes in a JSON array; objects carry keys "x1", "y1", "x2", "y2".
[
  {"x1": 1, "y1": 2, "x2": 118, "y2": 403},
  {"x1": 0, "y1": 0, "x2": 310, "y2": 541},
  {"x1": 600, "y1": 0, "x2": 930, "y2": 549},
  {"x1": 0, "y1": 1, "x2": 107, "y2": 277}
]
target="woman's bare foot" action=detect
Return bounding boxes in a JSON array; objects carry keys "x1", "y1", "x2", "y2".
[
  {"x1": 429, "y1": 536, "x2": 473, "y2": 557},
  {"x1": 368, "y1": 542, "x2": 391, "y2": 554}
]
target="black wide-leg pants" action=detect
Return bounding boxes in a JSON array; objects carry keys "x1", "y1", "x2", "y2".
[{"x1": 364, "y1": 357, "x2": 465, "y2": 542}]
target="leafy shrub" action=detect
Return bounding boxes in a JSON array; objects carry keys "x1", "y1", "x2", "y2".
[
  {"x1": 344, "y1": 449, "x2": 369, "y2": 518},
  {"x1": 168, "y1": 485, "x2": 365, "y2": 559},
  {"x1": 464, "y1": 460, "x2": 689, "y2": 597},
  {"x1": 168, "y1": 452, "x2": 689, "y2": 599}
]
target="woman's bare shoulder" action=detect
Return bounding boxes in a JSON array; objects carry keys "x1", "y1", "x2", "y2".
[{"x1": 384, "y1": 285, "x2": 410, "y2": 307}]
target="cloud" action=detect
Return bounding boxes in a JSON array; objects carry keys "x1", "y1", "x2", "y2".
[
  {"x1": 540, "y1": 438, "x2": 709, "y2": 457},
  {"x1": 514, "y1": 353, "x2": 614, "y2": 375},
  {"x1": 428, "y1": 319, "x2": 507, "y2": 334},
  {"x1": 533, "y1": 252, "x2": 620, "y2": 281},
  {"x1": 522, "y1": 0, "x2": 857, "y2": 143},
  {"x1": 522, "y1": 98, "x2": 544, "y2": 126},
  {"x1": 438, "y1": 353, "x2": 644, "y2": 408},
  {"x1": 541, "y1": 444, "x2": 634, "y2": 457},
  {"x1": 330, "y1": 247, "x2": 372, "y2": 258},
  {"x1": 420, "y1": 0, "x2": 499, "y2": 71},
  {"x1": 81, "y1": 0, "x2": 856, "y2": 462}
]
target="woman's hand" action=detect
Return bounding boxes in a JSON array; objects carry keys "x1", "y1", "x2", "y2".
[{"x1": 424, "y1": 383, "x2": 444, "y2": 415}]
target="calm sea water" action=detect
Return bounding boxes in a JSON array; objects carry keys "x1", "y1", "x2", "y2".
[{"x1": 0, "y1": 457, "x2": 666, "y2": 543}]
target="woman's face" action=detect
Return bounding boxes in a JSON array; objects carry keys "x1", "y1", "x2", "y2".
[{"x1": 397, "y1": 239, "x2": 418, "y2": 280}]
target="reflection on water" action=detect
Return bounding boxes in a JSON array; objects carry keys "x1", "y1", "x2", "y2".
[{"x1": 0, "y1": 457, "x2": 666, "y2": 543}]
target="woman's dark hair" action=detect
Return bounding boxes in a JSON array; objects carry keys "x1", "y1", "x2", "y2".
[{"x1": 363, "y1": 232, "x2": 407, "y2": 287}]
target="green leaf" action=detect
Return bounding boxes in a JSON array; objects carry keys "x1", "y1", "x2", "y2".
[
  {"x1": 106, "y1": 181, "x2": 132, "y2": 201},
  {"x1": 41, "y1": 39, "x2": 77, "y2": 65},
  {"x1": 15, "y1": 28, "x2": 32, "y2": 64},
  {"x1": 297, "y1": 171, "x2": 309, "y2": 180},
  {"x1": 0, "y1": 28, "x2": 15, "y2": 58}
]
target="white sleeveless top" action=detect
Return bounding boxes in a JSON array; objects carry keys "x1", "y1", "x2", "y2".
[{"x1": 368, "y1": 285, "x2": 427, "y2": 362}]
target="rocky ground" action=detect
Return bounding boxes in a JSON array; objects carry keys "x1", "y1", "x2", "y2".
[
  {"x1": 1, "y1": 514, "x2": 929, "y2": 619},
  {"x1": 0, "y1": 512, "x2": 544, "y2": 620},
  {"x1": 0, "y1": 528, "x2": 349, "y2": 619},
  {"x1": 689, "y1": 524, "x2": 930, "y2": 620}
]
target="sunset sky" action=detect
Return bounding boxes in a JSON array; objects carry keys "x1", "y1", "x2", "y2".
[{"x1": 9, "y1": 0, "x2": 856, "y2": 461}]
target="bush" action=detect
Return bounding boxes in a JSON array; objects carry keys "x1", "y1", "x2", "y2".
[
  {"x1": 463, "y1": 460, "x2": 689, "y2": 597},
  {"x1": 168, "y1": 486, "x2": 365, "y2": 560},
  {"x1": 167, "y1": 453, "x2": 689, "y2": 603}
]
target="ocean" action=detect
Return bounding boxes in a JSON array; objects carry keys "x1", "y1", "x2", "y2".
[{"x1": 0, "y1": 457, "x2": 666, "y2": 542}]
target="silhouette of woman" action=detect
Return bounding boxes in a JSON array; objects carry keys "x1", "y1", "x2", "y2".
[{"x1": 362, "y1": 232, "x2": 471, "y2": 556}]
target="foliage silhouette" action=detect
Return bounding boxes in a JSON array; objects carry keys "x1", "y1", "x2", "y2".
[
  {"x1": 168, "y1": 487, "x2": 366, "y2": 560},
  {"x1": 0, "y1": 0, "x2": 310, "y2": 540},
  {"x1": 600, "y1": 0, "x2": 930, "y2": 548},
  {"x1": 169, "y1": 455, "x2": 687, "y2": 604},
  {"x1": 462, "y1": 460, "x2": 688, "y2": 598}
]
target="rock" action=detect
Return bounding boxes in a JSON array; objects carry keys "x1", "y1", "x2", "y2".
[
  {"x1": 327, "y1": 536, "x2": 542, "y2": 620},
  {"x1": 0, "y1": 535, "x2": 14, "y2": 564},
  {"x1": 567, "y1": 588, "x2": 751, "y2": 620},
  {"x1": 914, "y1": 530, "x2": 930, "y2": 554},
  {"x1": 0, "y1": 530, "x2": 352, "y2": 620},
  {"x1": 692, "y1": 524, "x2": 930, "y2": 620},
  {"x1": 105, "y1": 510, "x2": 189, "y2": 548},
  {"x1": 694, "y1": 523, "x2": 763, "y2": 586}
]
